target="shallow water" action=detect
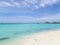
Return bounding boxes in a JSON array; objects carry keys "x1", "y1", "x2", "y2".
[{"x1": 0, "y1": 24, "x2": 60, "y2": 41}]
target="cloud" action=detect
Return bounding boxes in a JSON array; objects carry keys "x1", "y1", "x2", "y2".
[
  {"x1": 24, "y1": 0, "x2": 37, "y2": 4},
  {"x1": 21, "y1": 1, "x2": 30, "y2": 7},
  {"x1": 0, "y1": 1, "x2": 21, "y2": 7},
  {"x1": 21, "y1": 0, "x2": 60, "y2": 10},
  {"x1": 0, "y1": 16, "x2": 37, "y2": 23},
  {"x1": 0, "y1": 13, "x2": 60, "y2": 23},
  {"x1": 11, "y1": 2, "x2": 21, "y2": 7},
  {"x1": 0, "y1": 0, "x2": 60, "y2": 9},
  {"x1": 0, "y1": 1, "x2": 13, "y2": 7},
  {"x1": 38, "y1": 13, "x2": 60, "y2": 22},
  {"x1": 39, "y1": 0, "x2": 60, "y2": 8}
]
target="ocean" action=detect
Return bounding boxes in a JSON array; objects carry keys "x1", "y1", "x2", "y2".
[{"x1": 0, "y1": 24, "x2": 60, "y2": 41}]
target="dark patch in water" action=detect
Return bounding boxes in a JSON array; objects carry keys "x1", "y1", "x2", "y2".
[
  {"x1": 0, "y1": 37, "x2": 9, "y2": 41},
  {"x1": 14, "y1": 32, "x2": 19, "y2": 35}
]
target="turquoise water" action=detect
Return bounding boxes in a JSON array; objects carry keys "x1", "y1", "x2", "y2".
[{"x1": 0, "y1": 24, "x2": 60, "y2": 40}]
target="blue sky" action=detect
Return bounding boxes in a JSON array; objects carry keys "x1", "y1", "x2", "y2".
[{"x1": 0, "y1": 0, "x2": 60, "y2": 23}]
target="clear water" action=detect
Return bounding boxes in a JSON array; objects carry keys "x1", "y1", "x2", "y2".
[{"x1": 0, "y1": 24, "x2": 60, "y2": 40}]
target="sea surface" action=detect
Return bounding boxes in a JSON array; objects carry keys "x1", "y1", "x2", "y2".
[{"x1": 0, "y1": 24, "x2": 60, "y2": 41}]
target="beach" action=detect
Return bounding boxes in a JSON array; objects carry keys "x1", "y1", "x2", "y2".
[
  {"x1": 0, "y1": 0, "x2": 60, "y2": 45},
  {"x1": 0, "y1": 29, "x2": 60, "y2": 45}
]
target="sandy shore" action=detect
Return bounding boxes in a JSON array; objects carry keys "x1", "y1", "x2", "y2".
[{"x1": 0, "y1": 29, "x2": 60, "y2": 45}]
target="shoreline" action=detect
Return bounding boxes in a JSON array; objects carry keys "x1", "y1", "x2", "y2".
[{"x1": 0, "y1": 29, "x2": 60, "y2": 45}]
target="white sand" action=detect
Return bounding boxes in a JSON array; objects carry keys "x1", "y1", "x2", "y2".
[{"x1": 0, "y1": 29, "x2": 60, "y2": 45}]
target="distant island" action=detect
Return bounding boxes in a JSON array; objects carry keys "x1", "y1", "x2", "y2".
[
  {"x1": 44, "y1": 22, "x2": 60, "y2": 24},
  {"x1": 0, "y1": 22, "x2": 60, "y2": 24}
]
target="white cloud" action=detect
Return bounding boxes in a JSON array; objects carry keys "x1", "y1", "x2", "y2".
[
  {"x1": 0, "y1": 16, "x2": 37, "y2": 23},
  {"x1": 24, "y1": 0, "x2": 37, "y2": 4},
  {"x1": 19, "y1": 0, "x2": 60, "y2": 10},
  {"x1": 0, "y1": 13, "x2": 60, "y2": 23},
  {"x1": 0, "y1": 1, "x2": 13, "y2": 7},
  {"x1": 0, "y1": 0, "x2": 60, "y2": 9},
  {"x1": 39, "y1": 0, "x2": 60, "y2": 8},
  {"x1": 38, "y1": 14, "x2": 60, "y2": 22},
  {"x1": 0, "y1": 1, "x2": 21, "y2": 7},
  {"x1": 0, "y1": 0, "x2": 60, "y2": 10},
  {"x1": 12, "y1": 2, "x2": 21, "y2": 7},
  {"x1": 21, "y1": 1, "x2": 30, "y2": 7}
]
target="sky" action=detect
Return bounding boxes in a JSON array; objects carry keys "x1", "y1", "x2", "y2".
[{"x1": 0, "y1": 0, "x2": 60, "y2": 23}]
